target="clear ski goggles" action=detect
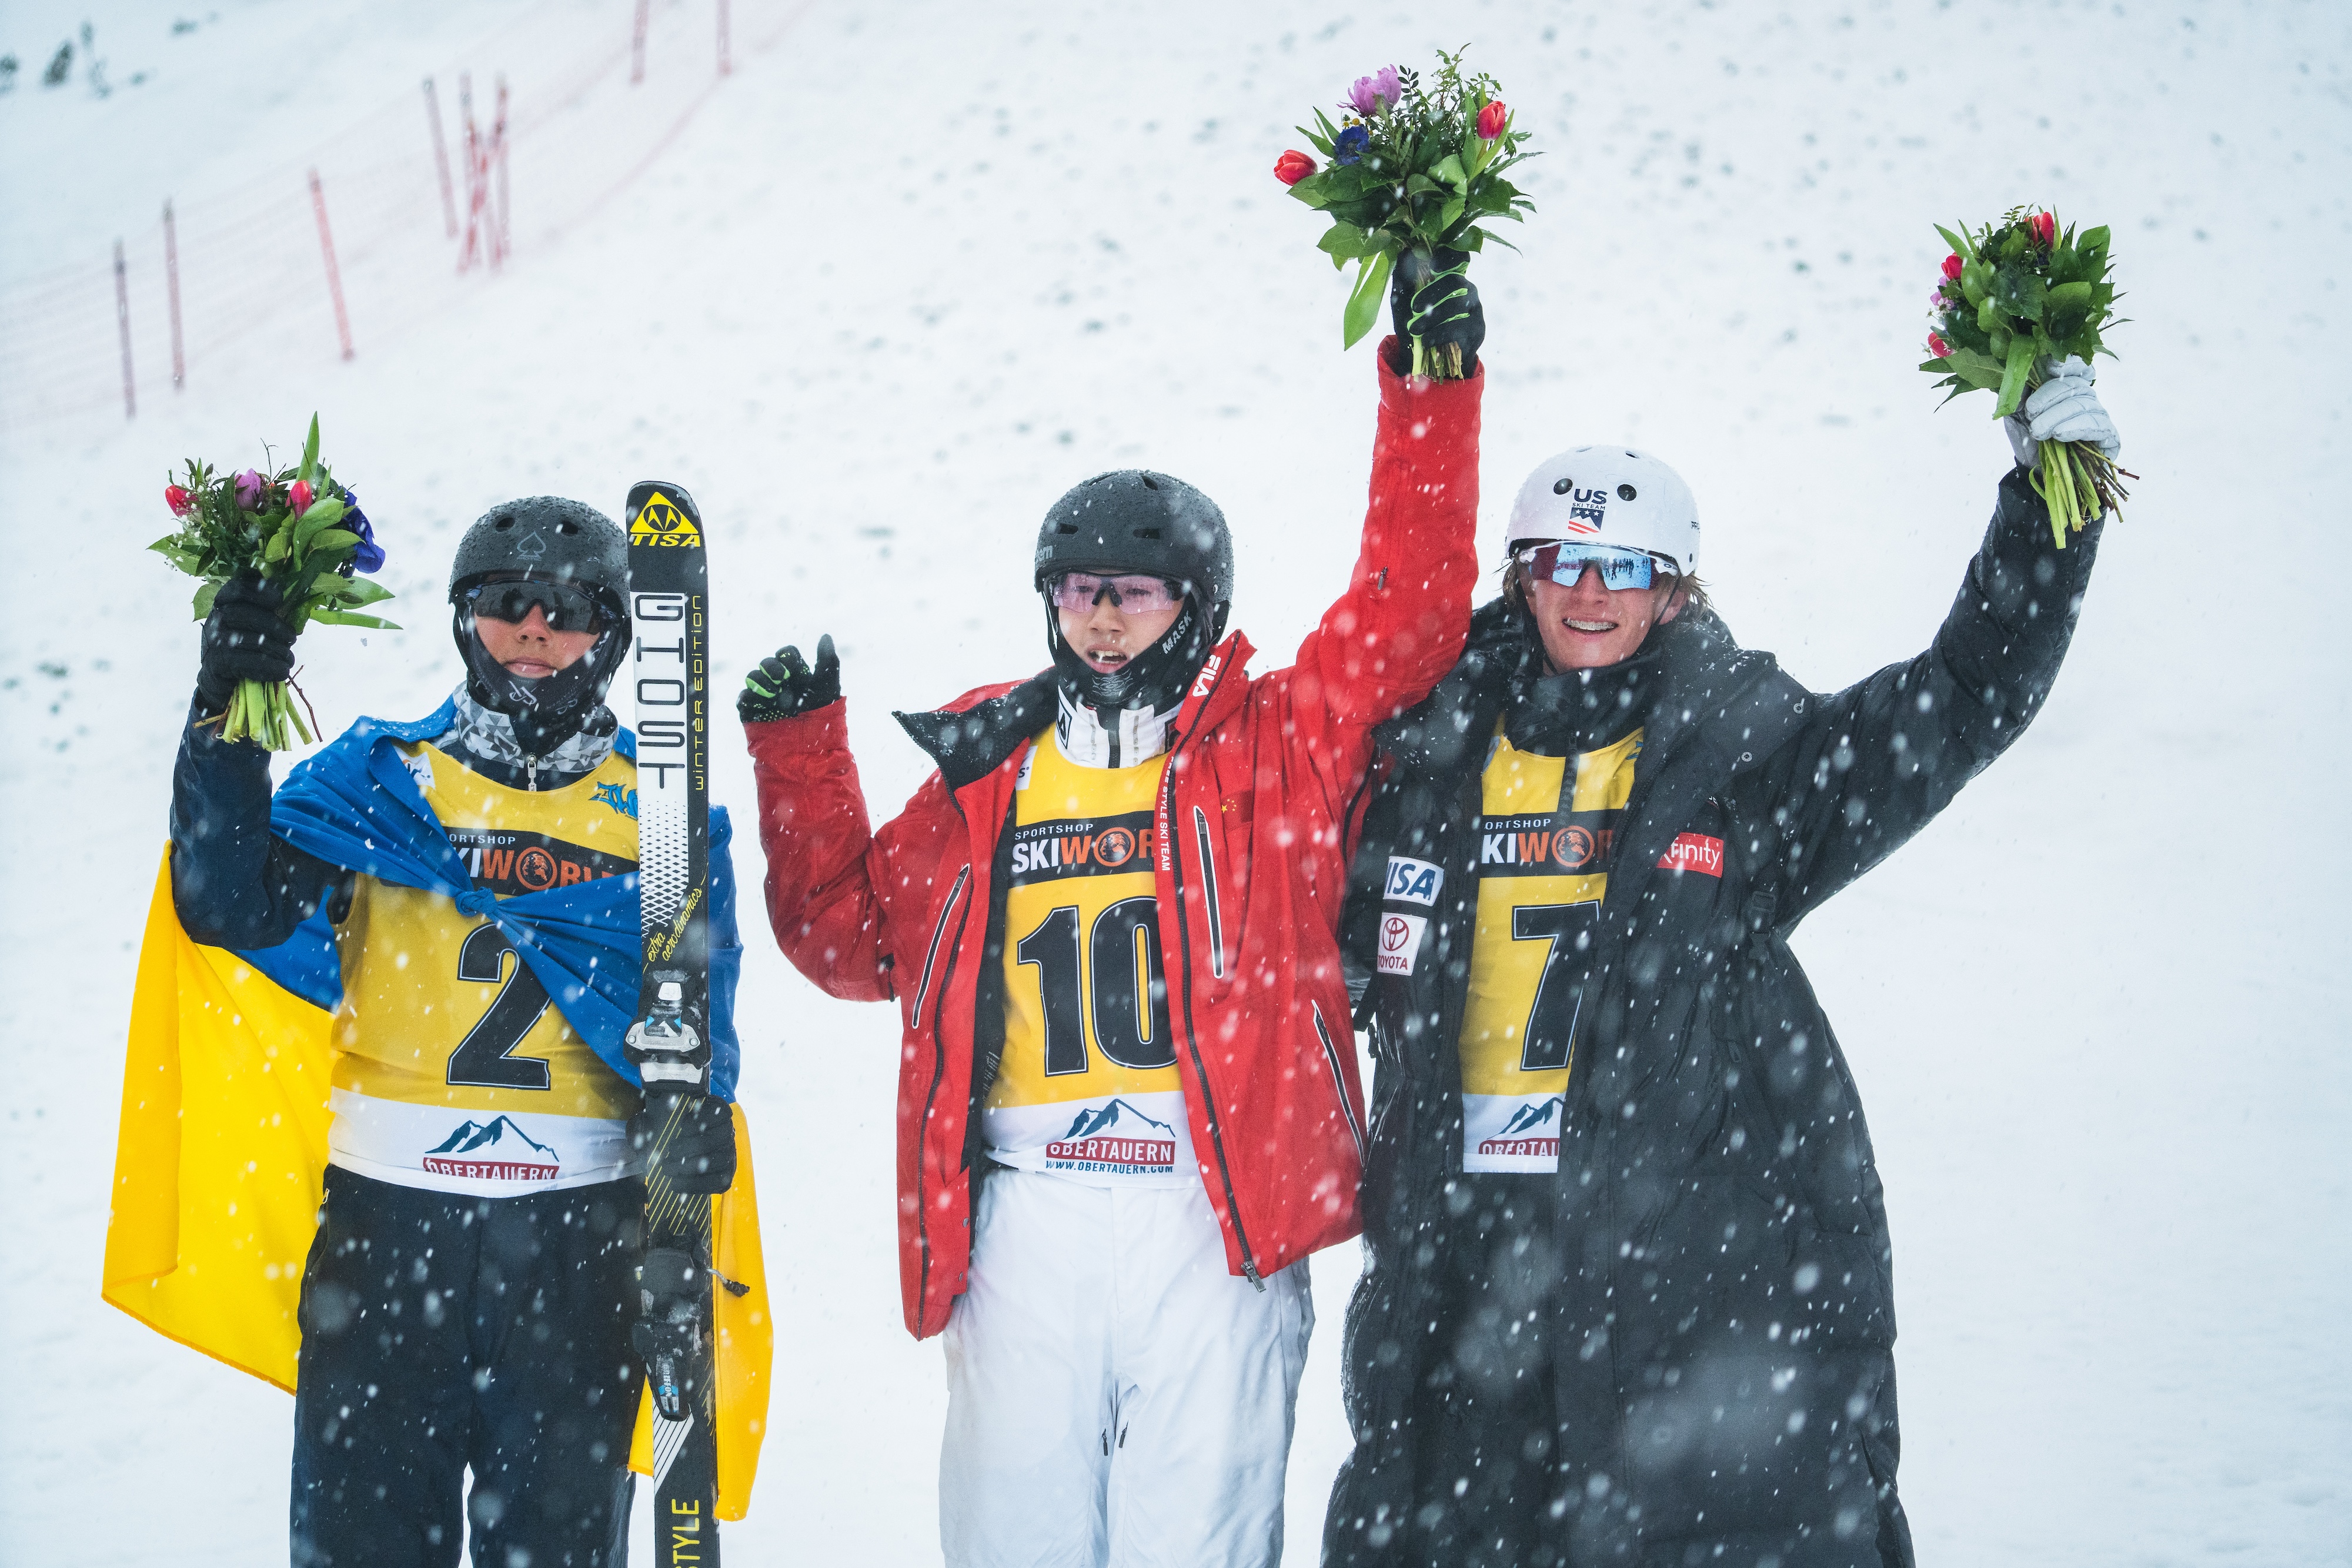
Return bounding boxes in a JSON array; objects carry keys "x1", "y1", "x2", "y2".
[
  {"x1": 1514, "y1": 540, "x2": 1672, "y2": 592},
  {"x1": 462, "y1": 576, "x2": 605, "y2": 633},
  {"x1": 1045, "y1": 571, "x2": 1185, "y2": 614}
]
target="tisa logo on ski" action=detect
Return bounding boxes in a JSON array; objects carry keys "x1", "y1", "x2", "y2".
[
  {"x1": 422, "y1": 1115, "x2": 560, "y2": 1182},
  {"x1": 592, "y1": 781, "x2": 638, "y2": 819},
  {"x1": 629, "y1": 490, "x2": 701, "y2": 546},
  {"x1": 1047, "y1": 1099, "x2": 1178, "y2": 1174},
  {"x1": 1479, "y1": 1096, "x2": 1565, "y2": 1159}
]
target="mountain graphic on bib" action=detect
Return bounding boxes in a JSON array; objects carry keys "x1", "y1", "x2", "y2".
[
  {"x1": 422, "y1": 1115, "x2": 561, "y2": 1180},
  {"x1": 1498, "y1": 1096, "x2": 1565, "y2": 1137},
  {"x1": 1060, "y1": 1099, "x2": 1178, "y2": 1141}
]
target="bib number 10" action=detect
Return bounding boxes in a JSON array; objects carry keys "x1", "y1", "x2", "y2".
[{"x1": 1015, "y1": 897, "x2": 1174, "y2": 1074}]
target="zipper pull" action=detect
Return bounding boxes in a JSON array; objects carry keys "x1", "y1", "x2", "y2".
[
  {"x1": 526, "y1": 755, "x2": 538, "y2": 792},
  {"x1": 1242, "y1": 1259, "x2": 1265, "y2": 1292}
]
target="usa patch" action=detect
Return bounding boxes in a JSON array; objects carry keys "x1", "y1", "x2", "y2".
[{"x1": 1383, "y1": 855, "x2": 1445, "y2": 908}]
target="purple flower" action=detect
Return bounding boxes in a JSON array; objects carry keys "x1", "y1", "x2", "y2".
[
  {"x1": 233, "y1": 469, "x2": 266, "y2": 509},
  {"x1": 344, "y1": 487, "x2": 385, "y2": 573},
  {"x1": 1334, "y1": 124, "x2": 1369, "y2": 165},
  {"x1": 1346, "y1": 66, "x2": 1401, "y2": 117}
]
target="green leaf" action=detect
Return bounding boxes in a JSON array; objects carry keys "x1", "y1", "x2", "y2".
[
  {"x1": 305, "y1": 528, "x2": 361, "y2": 556},
  {"x1": 292, "y1": 497, "x2": 348, "y2": 548},
  {"x1": 1993, "y1": 266, "x2": 2047, "y2": 322},
  {"x1": 298, "y1": 413, "x2": 321, "y2": 484},
  {"x1": 1342, "y1": 249, "x2": 1396, "y2": 350},
  {"x1": 1429, "y1": 153, "x2": 1469, "y2": 192},
  {"x1": 1288, "y1": 171, "x2": 1337, "y2": 209},
  {"x1": 308, "y1": 609, "x2": 402, "y2": 629},
  {"x1": 1935, "y1": 223, "x2": 1974, "y2": 262},
  {"x1": 1994, "y1": 336, "x2": 2036, "y2": 418},
  {"x1": 2076, "y1": 225, "x2": 2109, "y2": 253},
  {"x1": 192, "y1": 580, "x2": 221, "y2": 620},
  {"x1": 1295, "y1": 121, "x2": 1334, "y2": 158},
  {"x1": 1318, "y1": 223, "x2": 1373, "y2": 269}
]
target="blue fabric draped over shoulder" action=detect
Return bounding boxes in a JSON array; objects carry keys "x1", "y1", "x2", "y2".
[{"x1": 232, "y1": 698, "x2": 743, "y2": 1102}]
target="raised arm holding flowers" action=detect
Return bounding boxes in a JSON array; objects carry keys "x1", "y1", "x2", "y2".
[
  {"x1": 150, "y1": 414, "x2": 394, "y2": 748},
  {"x1": 1922, "y1": 207, "x2": 2133, "y2": 546},
  {"x1": 1274, "y1": 47, "x2": 1534, "y2": 378}
]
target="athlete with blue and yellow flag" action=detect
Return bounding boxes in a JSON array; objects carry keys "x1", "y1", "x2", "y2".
[{"x1": 105, "y1": 498, "x2": 769, "y2": 1567}]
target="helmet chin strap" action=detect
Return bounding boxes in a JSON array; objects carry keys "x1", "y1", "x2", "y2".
[
  {"x1": 1043, "y1": 593, "x2": 1225, "y2": 718},
  {"x1": 453, "y1": 609, "x2": 626, "y2": 757}
]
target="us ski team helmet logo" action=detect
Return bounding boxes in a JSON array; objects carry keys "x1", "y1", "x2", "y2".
[{"x1": 1505, "y1": 446, "x2": 1701, "y2": 574}]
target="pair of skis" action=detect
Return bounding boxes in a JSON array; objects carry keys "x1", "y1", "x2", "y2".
[{"x1": 624, "y1": 479, "x2": 722, "y2": 1567}]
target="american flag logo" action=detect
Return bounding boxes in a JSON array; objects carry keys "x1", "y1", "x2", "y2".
[{"x1": 1562, "y1": 516, "x2": 1601, "y2": 536}]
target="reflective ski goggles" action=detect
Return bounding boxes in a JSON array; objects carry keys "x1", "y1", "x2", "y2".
[
  {"x1": 462, "y1": 577, "x2": 605, "y2": 633},
  {"x1": 1514, "y1": 541, "x2": 1670, "y2": 592},
  {"x1": 1044, "y1": 572, "x2": 1185, "y2": 614}
]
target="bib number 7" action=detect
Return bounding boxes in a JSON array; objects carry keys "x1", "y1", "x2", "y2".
[
  {"x1": 446, "y1": 921, "x2": 555, "y2": 1089},
  {"x1": 1511, "y1": 899, "x2": 1601, "y2": 1073}
]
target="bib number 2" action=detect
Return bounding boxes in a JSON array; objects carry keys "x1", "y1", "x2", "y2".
[{"x1": 446, "y1": 922, "x2": 554, "y2": 1089}]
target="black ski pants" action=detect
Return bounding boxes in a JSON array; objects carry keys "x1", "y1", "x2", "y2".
[
  {"x1": 1396, "y1": 1175, "x2": 1569, "y2": 1568},
  {"x1": 290, "y1": 1166, "x2": 643, "y2": 1568}
]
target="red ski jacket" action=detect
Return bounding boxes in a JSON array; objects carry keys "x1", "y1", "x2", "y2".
[{"x1": 746, "y1": 349, "x2": 1482, "y2": 1338}]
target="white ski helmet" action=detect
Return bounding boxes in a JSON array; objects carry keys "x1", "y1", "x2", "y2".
[{"x1": 1505, "y1": 446, "x2": 1700, "y2": 576}]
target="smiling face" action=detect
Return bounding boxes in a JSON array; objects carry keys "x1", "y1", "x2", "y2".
[
  {"x1": 474, "y1": 603, "x2": 599, "y2": 678},
  {"x1": 1525, "y1": 560, "x2": 1685, "y2": 671},
  {"x1": 1055, "y1": 586, "x2": 1183, "y2": 674}
]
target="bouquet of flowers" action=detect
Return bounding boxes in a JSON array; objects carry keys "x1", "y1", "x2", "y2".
[
  {"x1": 151, "y1": 414, "x2": 394, "y2": 748},
  {"x1": 1921, "y1": 208, "x2": 2129, "y2": 547},
  {"x1": 1274, "y1": 48, "x2": 1535, "y2": 378}
]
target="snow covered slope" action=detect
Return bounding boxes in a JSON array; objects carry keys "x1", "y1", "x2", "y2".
[{"x1": 2, "y1": 1, "x2": 2346, "y2": 1562}]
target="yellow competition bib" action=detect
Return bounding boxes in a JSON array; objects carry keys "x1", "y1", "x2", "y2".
[
  {"x1": 1458, "y1": 724, "x2": 1641, "y2": 1173},
  {"x1": 326, "y1": 741, "x2": 644, "y2": 1194},
  {"x1": 983, "y1": 727, "x2": 1195, "y2": 1186}
]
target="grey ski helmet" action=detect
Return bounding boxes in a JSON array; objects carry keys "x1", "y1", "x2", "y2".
[
  {"x1": 448, "y1": 496, "x2": 632, "y2": 620},
  {"x1": 1034, "y1": 470, "x2": 1234, "y2": 616}
]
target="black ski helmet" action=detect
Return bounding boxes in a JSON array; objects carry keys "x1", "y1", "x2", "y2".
[
  {"x1": 447, "y1": 497, "x2": 632, "y2": 754},
  {"x1": 1033, "y1": 470, "x2": 1234, "y2": 617},
  {"x1": 447, "y1": 496, "x2": 632, "y2": 617}
]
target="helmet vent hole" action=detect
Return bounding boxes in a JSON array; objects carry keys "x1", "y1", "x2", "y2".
[
  {"x1": 1141, "y1": 474, "x2": 1161, "y2": 491},
  {"x1": 1618, "y1": 483, "x2": 1638, "y2": 501},
  {"x1": 1552, "y1": 477, "x2": 1572, "y2": 496},
  {"x1": 558, "y1": 521, "x2": 577, "y2": 534},
  {"x1": 493, "y1": 515, "x2": 514, "y2": 530},
  {"x1": 1055, "y1": 523, "x2": 1079, "y2": 534}
]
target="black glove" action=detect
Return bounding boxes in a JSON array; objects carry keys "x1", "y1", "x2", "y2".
[
  {"x1": 1387, "y1": 246, "x2": 1484, "y2": 377},
  {"x1": 738, "y1": 634, "x2": 840, "y2": 724},
  {"x1": 195, "y1": 573, "x2": 298, "y2": 709},
  {"x1": 629, "y1": 1083, "x2": 737, "y2": 1195}
]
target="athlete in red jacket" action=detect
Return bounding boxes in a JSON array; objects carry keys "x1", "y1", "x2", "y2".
[{"x1": 740, "y1": 285, "x2": 1484, "y2": 1567}]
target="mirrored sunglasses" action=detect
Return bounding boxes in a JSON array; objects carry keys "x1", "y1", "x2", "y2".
[
  {"x1": 1516, "y1": 541, "x2": 1665, "y2": 592},
  {"x1": 465, "y1": 577, "x2": 603, "y2": 633},
  {"x1": 1046, "y1": 572, "x2": 1185, "y2": 614}
]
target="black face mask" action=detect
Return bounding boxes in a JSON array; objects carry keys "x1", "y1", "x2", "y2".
[
  {"x1": 1043, "y1": 590, "x2": 1225, "y2": 717},
  {"x1": 452, "y1": 607, "x2": 628, "y2": 757}
]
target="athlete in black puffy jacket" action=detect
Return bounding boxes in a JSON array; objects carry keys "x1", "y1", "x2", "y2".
[{"x1": 1324, "y1": 365, "x2": 2119, "y2": 1567}]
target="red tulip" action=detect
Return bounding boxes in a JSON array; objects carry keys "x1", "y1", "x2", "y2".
[
  {"x1": 2031, "y1": 210, "x2": 2055, "y2": 246},
  {"x1": 1940, "y1": 252, "x2": 1963, "y2": 282},
  {"x1": 1476, "y1": 101, "x2": 1508, "y2": 141},
  {"x1": 1927, "y1": 332, "x2": 1952, "y2": 358},
  {"x1": 289, "y1": 479, "x2": 315, "y2": 514},
  {"x1": 1274, "y1": 149, "x2": 1317, "y2": 186},
  {"x1": 165, "y1": 484, "x2": 194, "y2": 516}
]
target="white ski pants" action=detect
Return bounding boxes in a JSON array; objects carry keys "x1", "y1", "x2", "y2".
[{"x1": 938, "y1": 1169, "x2": 1314, "y2": 1568}]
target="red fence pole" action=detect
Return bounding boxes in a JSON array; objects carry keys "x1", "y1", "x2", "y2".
[
  {"x1": 493, "y1": 75, "x2": 511, "y2": 269},
  {"x1": 113, "y1": 239, "x2": 135, "y2": 419},
  {"x1": 632, "y1": 0, "x2": 649, "y2": 83},
  {"x1": 424, "y1": 77, "x2": 459, "y2": 239},
  {"x1": 458, "y1": 72, "x2": 482, "y2": 273},
  {"x1": 163, "y1": 200, "x2": 185, "y2": 390},
  {"x1": 308, "y1": 169, "x2": 355, "y2": 362},
  {"x1": 717, "y1": 0, "x2": 731, "y2": 76}
]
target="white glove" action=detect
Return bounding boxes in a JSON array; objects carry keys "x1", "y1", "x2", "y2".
[{"x1": 2005, "y1": 356, "x2": 2120, "y2": 470}]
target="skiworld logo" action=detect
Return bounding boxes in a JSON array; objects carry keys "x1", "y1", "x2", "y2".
[
  {"x1": 1047, "y1": 1099, "x2": 1178, "y2": 1174},
  {"x1": 423, "y1": 1116, "x2": 560, "y2": 1182},
  {"x1": 1479, "y1": 1096, "x2": 1565, "y2": 1159},
  {"x1": 1480, "y1": 814, "x2": 1613, "y2": 873},
  {"x1": 1006, "y1": 813, "x2": 1157, "y2": 882}
]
